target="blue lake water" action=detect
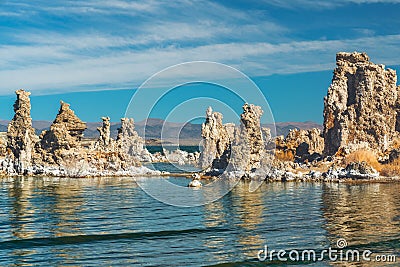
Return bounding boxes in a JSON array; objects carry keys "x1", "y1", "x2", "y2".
[{"x1": 0, "y1": 176, "x2": 399, "y2": 266}]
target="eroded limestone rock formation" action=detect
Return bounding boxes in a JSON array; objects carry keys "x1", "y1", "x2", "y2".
[
  {"x1": 284, "y1": 128, "x2": 324, "y2": 157},
  {"x1": 323, "y1": 52, "x2": 400, "y2": 156},
  {"x1": 397, "y1": 94, "x2": 400, "y2": 131},
  {"x1": 37, "y1": 101, "x2": 87, "y2": 164},
  {"x1": 200, "y1": 104, "x2": 266, "y2": 173},
  {"x1": 199, "y1": 107, "x2": 231, "y2": 170},
  {"x1": 54, "y1": 101, "x2": 86, "y2": 139},
  {"x1": 0, "y1": 90, "x2": 165, "y2": 176},
  {"x1": 229, "y1": 124, "x2": 250, "y2": 172},
  {"x1": 116, "y1": 118, "x2": 152, "y2": 162},
  {"x1": 7, "y1": 89, "x2": 38, "y2": 173},
  {"x1": 226, "y1": 104, "x2": 265, "y2": 172},
  {"x1": 238, "y1": 104, "x2": 264, "y2": 171},
  {"x1": 95, "y1": 116, "x2": 114, "y2": 151}
]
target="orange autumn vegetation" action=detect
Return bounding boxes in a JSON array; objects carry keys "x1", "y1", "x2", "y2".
[
  {"x1": 345, "y1": 149, "x2": 400, "y2": 177},
  {"x1": 381, "y1": 158, "x2": 400, "y2": 177},
  {"x1": 344, "y1": 149, "x2": 382, "y2": 171},
  {"x1": 275, "y1": 150, "x2": 294, "y2": 162},
  {"x1": 391, "y1": 138, "x2": 400, "y2": 150}
]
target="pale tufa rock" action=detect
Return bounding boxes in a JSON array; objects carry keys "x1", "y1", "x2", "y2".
[
  {"x1": 284, "y1": 128, "x2": 324, "y2": 157},
  {"x1": 95, "y1": 116, "x2": 114, "y2": 151},
  {"x1": 236, "y1": 103, "x2": 264, "y2": 171},
  {"x1": 116, "y1": 118, "x2": 152, "y2": 163},
  {"x1": 37, "y1": 101, "x2": 87, "y2": 164},
  {"x1": 6, "y1": 89, "x2": 39, "y2": 173},
  {"x1": 323, "y1": 52, "x2": 399, "y2": 157},
  {"x1": 199, "y1": 107, "x2": 231, "y2": 171}
]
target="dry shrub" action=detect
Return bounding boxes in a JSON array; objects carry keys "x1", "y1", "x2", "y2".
[
  {"x1": 275, "y1": 150, "x2": 294, "y2": 162},
  {"x1": 344, "y1": 149, "x2": 382, "y2": 171},
  {"x1": 311, "y1": 162, "x2": 332, "y2": 173},
  {"x1": 381, "y1": 158, "x2": 400, "y2": 177},
  {"x1": 391, "y1": 138, "x2": 400, "y2": 150}
]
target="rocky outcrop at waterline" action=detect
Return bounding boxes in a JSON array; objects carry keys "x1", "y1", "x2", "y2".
[
  {"x1": 199, "y1": 107, "x2": 231, "y2": 171},
  {"x1": 95, "y1": 116, "x2": 113, "y2": 151},
  {"x1": 36, "y1": 101, "x2": 87, "y2": 164},
  {"x1": 274, "y1": 128, "x2": 324, "y2": 162},
  {"x1": 197, "y1": 52, "x2": 400, "y2": 181},
  {"x1": 1, "y1": 51, "x2": 400, "y2": 181},
  {"x1": 198, "y1": 105, "x2": 327, "y2": 179},
  {"x1": 228, "y1": 103, "x2": 272, "y2": 175},
  {"x1": 6, "y1": 90, "x2": 38, "y2": 173},
  {"x1": 199, "y1": 103, "x2": 272, "y2": 176},
  {"x1": 237, "y1": 103, "x2": 264, "y2": 171},
  {"x1": 198, "y1": 103, "x2": 270, "y2": 175},
  {"x1": 153, "y1": 148, "x2": 200, "y2": 165},
  {"x1": 115, "y1": 118, "x2": 153, "y2": 162},
  {"x1": 323, "y1": 52, "x2": 400, "y2": 157},
  {"x1": 0, "y1": 90, "x2": 160, "y2": 177}
]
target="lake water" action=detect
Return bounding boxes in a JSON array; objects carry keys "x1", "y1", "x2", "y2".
[{"x1": 0, "y1": 176, "x2": 399, "y2": 266}]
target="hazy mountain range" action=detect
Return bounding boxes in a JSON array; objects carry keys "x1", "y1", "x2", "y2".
[{"x1": 0, "y1": 119, "x2": 322, "y2": 145}]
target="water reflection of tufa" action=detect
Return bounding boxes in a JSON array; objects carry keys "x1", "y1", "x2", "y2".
[{"x1": 322, "y1": 183, "x2": 400, "y2": 250}]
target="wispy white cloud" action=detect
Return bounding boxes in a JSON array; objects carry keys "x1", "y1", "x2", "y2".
[
  {"x1": 1, "y1": 34, "x2": 399, "y2": 94},
  {"x1": 265, "y1": 0, "x2": 400, "y2": 9},
  {"x1": 350, "y1": 0, "x2": 400, "y2": 3},
  {"x1": 2, "y1": 3, "x2": 286, "y2": 70},
  {"x1": 0, "y1": 11, "x2": 24, "y2": 17},
  {"x1": 13, "y1": 19, "x2": 284, "y2": 51},
  {"x1": 1, "y1": 0, "x2": 162, "y2": 16},
  {"x1": 0, "y1": 0, "x2": 398, "y2": 95}
]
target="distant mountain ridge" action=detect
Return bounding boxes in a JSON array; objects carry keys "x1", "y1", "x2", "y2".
[{"x1": 0, "y1": 119, "x2": 322, "y2": 142}]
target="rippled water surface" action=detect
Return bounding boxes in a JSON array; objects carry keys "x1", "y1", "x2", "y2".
[{"x1": 0, "y1": 177, "x2": 399, "y2": 266}]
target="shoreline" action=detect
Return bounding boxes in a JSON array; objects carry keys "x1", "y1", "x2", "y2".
[
  {"x1": 0, "y1": 53, "x2": 399, "y2": 182},
  {"x1": 1, "y1": 170, "x2": 399, "y2": 185}
]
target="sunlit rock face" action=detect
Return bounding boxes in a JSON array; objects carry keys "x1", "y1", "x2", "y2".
[
  {"x1": 323, "y1": 52, "x2": 400, "y2": 156},
  {"x1": 199, "y1": 107, "x2": 231, "y2": 171},
  {"x1": 95, "y1": 116, "x2": 114, "y2": 151},
  {"x1": 1, "y1": 90, "x2": 161, "y2": 176},
  {"x1": 397, "y1": 86, "x2": 400, "y2": 132},
  {"x1": 37, "y1": 101, "x2": 87, "y2": 164},
  {"x1": 116, "y1": 118, "x2": 152, "y2": 162},
  {"x1": 7, "y1": 89, "x2": 38, "y2": 173},
  {"x1": 234, "y1": 103, "x2": 264, "y2": 172},
  {"x1": 284, "y1": 128, "x2": 324, "y2": 157},
  {"x1": 53, "y1": 101, "x2": 87, "y2": 140},
  {"x1": 200, "y1": 104, "x2": 265, "y2": 173}
]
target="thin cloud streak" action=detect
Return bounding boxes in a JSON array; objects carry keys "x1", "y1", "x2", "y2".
[
  {"x1": 12, "y1": 20, "x2": 284, "y2": 51},
  {"x1": 0, "y1": 34, "x2": 399, "y2": 94},
  {"x1": 0, "y1": 0, "x2": 399, "y2": 95},
  {"x1": 265, "y1": 0, "x2": 400, "y2": 9}
]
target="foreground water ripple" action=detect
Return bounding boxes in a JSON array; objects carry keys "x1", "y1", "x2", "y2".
[{"x1": 0, "y1": 177, "x2": 399, "y2": 266}]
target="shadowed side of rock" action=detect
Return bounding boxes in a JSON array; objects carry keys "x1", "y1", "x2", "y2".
[{"x1": 275, "y1": 128, "x2": 324, "y2": 162}]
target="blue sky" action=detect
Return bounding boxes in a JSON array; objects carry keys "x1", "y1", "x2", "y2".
[{"x1": 0, "y1": 0, "x2": 399, "y2": 123}]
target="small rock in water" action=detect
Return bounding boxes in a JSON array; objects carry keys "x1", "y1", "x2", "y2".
[
  {"x1": 191, "y1": 173, "x2": 201, "y2": 179},
  {"x1": 188, "y1": 179, "x2": 202, "y2": 188}
]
